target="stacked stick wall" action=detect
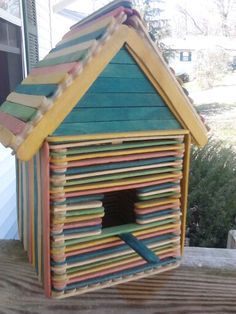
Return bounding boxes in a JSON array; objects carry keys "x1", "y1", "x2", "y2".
[{"x1": 16, "y1": 134, "x2": 188, "y2": 298}]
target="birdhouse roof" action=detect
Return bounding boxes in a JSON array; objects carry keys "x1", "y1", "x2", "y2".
[{"x1": 0, "y1": 0, "x2": 208, "y2": 161}]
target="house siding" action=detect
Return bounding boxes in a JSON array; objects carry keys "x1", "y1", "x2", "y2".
[
  {"x1": 0, "y1": 144, "x2": 17, "y2": 239},
  {"x1": 35, "y1": 0, "x2": 52, "y2": 59}
]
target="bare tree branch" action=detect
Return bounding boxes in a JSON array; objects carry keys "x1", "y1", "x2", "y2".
[{"x1": 177, "y1": 5, "x2": 208, "y2": 35}]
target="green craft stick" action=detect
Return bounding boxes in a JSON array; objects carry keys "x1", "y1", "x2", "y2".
[
  {"x1": 50, "y1": 139, "x2": 181, "y2": 157},
  {"x1": 138, "y1": 191, "x2": 181, "y2": 201},
  {"x1": 35, "y1": 49, "x2": 89, "y2": 67},
  {"x1": 65, "y1": 207, "x2": 104, "y2": 217},
  {"x1": 0, "y1": 101, "x2": 37, "y2": 122}
]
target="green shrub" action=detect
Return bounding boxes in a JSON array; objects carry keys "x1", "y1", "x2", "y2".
[{"x1": 187, "y1": 139, "x2": 236, "y2": 247}]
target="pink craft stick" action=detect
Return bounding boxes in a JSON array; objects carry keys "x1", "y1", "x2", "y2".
[
  {"x1": 51, "y1": 219, "x2": 102, "y2": 233},
  {"x1": 41, "y1": 141, "x2": 51, "y2": 298},
  {"x1": 30, "y1": 62, "x2": 78, "y2": 76},
  {"x1": 0, "y1": 111, "x2": 26, "y2": 135}
]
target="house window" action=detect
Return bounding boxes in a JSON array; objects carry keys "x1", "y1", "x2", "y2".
[
  {"x1": 0, "y1": 0, "x2": 21, "y2": 18},
  {"x1": 180, "y1": 51, "x2": 192, "y2": 62},
  {"x1": 0, "y1": 18, "x2": 22, "y2": 103}
]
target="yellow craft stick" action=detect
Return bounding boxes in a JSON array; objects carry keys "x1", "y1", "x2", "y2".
[
  {"x1": 50, "y1": 144, "x2": 185, "y2": 163},
  {"x1": 0, "y1": 124, "x2": 17, "y2": 149},
  {"x1": 45, "y1": 40, "x2": 96, "y2": 60},
  {"x1": 52, "y1": 212, "x2": 104, "y2": 224},
  {"x1": 7, "y1": 92, "x2": 51, "y2": 109},
  {"x1": 180, "y1": 133, "x2": 191, "y2": 254},
  {"x1": 22, "y1": 72, "x2": 69, "y2": 85},
  {"x1": 52, "y1": 201, "x2": 103, "y2": 212},
  {"x1": 135, "y1": 196, "x2": 180, "y2": 209}
]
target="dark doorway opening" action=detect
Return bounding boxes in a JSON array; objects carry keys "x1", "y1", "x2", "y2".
[{"x1": 102, "y1": 189, "x2": 137, "y2": 228}]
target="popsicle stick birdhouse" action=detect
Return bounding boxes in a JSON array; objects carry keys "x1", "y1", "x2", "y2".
[{"x1": 0, "y1": 0, "x2": 207, "y2": 298}]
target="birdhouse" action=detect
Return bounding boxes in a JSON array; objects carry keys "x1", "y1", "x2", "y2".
[{"x1": 0, "y1": 0, "x2": 208, "y2": 299}]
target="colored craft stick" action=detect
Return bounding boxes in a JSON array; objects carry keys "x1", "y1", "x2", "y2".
[
  {"x1": 30, "y1": 62, "x2": 78, "y2": 76},
  {"x1": 0, "y1": 111, "x2": 26, "y2": 135}
]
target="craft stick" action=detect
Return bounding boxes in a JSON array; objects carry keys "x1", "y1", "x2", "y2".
[
  {"x1": 41, "y1": 141, "x2": 51, "y2": 297},
  {"x1": 52, "y1": 201, "x2": 103, "y2": 212},
  {"x1": 30, "y1": 62, "x2": 77, "y2": 76},
  {"x1": 52, "y1": 212, "x2": 105, "y2": 224},
  {"x1": 135, "y1": 196, "x2": 181, "y2": 209},
  {"x1": 0, "y1": 111, "x2": 26, "y2": 135},
  {"x1": 22, "y1": 72, "x2": 69, "y2": 85},
  {"x1": 28, "y1": 159, "x2": 34, "y2": 265},
  {"x1": 45, "y1": 40, "x2": 96, "y2": 61}
]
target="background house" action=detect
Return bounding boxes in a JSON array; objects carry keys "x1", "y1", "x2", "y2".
[{"x1": 164, "y1": 36, "x2": 236, "y2": 79}]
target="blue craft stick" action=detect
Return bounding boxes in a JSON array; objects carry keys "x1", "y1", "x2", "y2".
[{"x1": 119, "y1": 233, "x2": 159, "y2": 264}]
